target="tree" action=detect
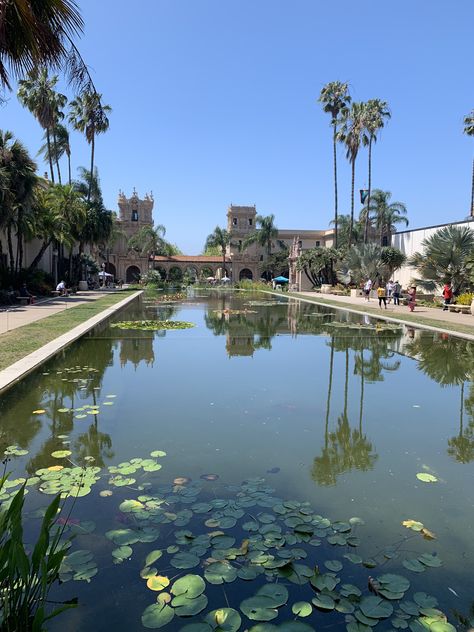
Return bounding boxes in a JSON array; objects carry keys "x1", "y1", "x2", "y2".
[
  {"x1": 68, "y1": 92, "x2": 111, "y2": 201},
  {"x1": 318, "y1": 82, "x2": 351, "y2": 249},
  {"x1": 241, "y1": 214, "x2": 279, "y2": 257},
  {"x1": 128, "y1": 225, "x2": 167, "y2": 261},
  {"x1": 0, "y1": 0, "x2": 83, "y2": 92},
  {"x1": 329, "y1": 213, "x2": 363, "y2": 249},
  {"x1": 259, "y1": 246, "x2": 289, "y2": 279},
  {"x1": 0, "y1": 130, "x2": 37, "y2": 273},
  {"x1": 337, "y1": 102, "x2": 366, "y2": 247},
  {"x1": 380, "y1": 246, "x2": 406, "y2": 280},
  {"x1": 297, "y1": 247, "x2": 339, "y2": 287},
  {"x1": 464, "y1": 109, "x2": 474, "y2": 217},
  {"x1": 362, "y1": 99, "x2": 391, "y2": 242},
  {"x1": 363, "y1": 189, "x2": 408, "y2": 245},
  {"x1": 27, "y1": 184, "x2": 61, "y2": 271},
  {"x1": 38, "y1": 122, "x2": 72, "y2": 184},
  {"x1": 336, "y1": 243, "x2": 384, "y2": 286},
  {"x1": 17, "y1": 68, "x2": 65, "y2": 182},
  {"x1": 205, "y1": 227, "x2": 231, "y2": 280},
  {"x1": 408, "y1": 225, "x2": 474, "y2": 294}
]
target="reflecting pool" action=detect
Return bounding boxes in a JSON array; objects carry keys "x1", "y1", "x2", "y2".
[{"x1": 1, "y1": 290, "x2": 473, "y2": 631}]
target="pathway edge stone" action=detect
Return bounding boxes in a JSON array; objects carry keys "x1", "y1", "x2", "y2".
[{"x1": 0, "y1": 290, "x2": 142, "y2": 394}]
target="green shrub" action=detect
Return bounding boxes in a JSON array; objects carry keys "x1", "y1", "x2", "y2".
[
  {"x1": 455, "y1": 292, "x2": 473, "y2": 305},
  {"x1": 0, "y1": 476, "x2": 76, "y2": 631},
  {"x1": 236, "y1": 279, "x2": 269, "y2": 290}
]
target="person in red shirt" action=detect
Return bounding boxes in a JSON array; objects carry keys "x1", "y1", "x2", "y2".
[{"x1": 442, "y1": 283, "x2": 453, "y2": 311}]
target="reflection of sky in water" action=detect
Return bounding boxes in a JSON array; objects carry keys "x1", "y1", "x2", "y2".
[{"x1": 1, "y1": 290, "x2": 473, "y2": 630}]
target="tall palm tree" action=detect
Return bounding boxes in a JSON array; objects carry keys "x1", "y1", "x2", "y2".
[
  {"x1": 337, "y1": 102, "x2": 366, "y2": 247},
  {"x1": 364, "y1": 189, "x2": 408, "y2": 246},
  {"x1": 68, "y1": 92, "x2": 111, "y2": 201},
  {"x1": 128, "y1": 224, "x2": 167, "y2": 262},
  {"x1": 362, "y1": 99, "x2": 391, "y2": 243},
  {"x1": 241, "y1": 214, "x2": 279, "y2": 257},
  {"x1": 38, "y1": 121, "x2": 71, "y2": 185},
  {"x1": 17, "y1": 68, "x2": 64, "y2": 182},
  {"x1": 464, "y1": 110, "x2": 474, "y2": 217},
  {"x1": 318, "y1": 82, "x2": 351, "y2": 249},
  {"x1": 28, "y1": 185, "x2": 61, "y2": 271},
  {"x1": 0, "y1": 0, "x2": 83, "y2": 92},
  {"x1": 205, "y1": 226, "x2": 231, "y2": 280}
]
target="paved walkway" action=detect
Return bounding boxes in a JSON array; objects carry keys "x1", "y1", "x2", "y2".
[
  {"x1": 0, "y1": 290, "x2": 121, "y2": 335},
  {"x1": 295, "y1": 291, "x2": 474, "y2": 331}
]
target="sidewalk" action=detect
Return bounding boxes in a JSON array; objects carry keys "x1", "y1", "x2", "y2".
[
  {"x1": 0, "y1": 290, "x2": 121, "y2": 335},
  {"x1": 292, "y1": 290, "x2": 474, "y2": 338}
]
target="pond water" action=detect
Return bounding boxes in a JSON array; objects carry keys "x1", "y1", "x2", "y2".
[{"x1": 1, "y1": 290, "x2": 473, "y2": 632}]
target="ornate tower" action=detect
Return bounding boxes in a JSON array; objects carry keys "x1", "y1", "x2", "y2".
[{"x1": 118, "y1": 188, "x2": 154, "y2": 239}]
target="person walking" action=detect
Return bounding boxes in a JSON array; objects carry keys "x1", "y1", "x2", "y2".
[
  {"x1": 377, "y1": 284, "x2": 387, "y2": 309},
  {"x1": 386, "y1": 280, "x2": 394, "y2": 304},
  {"x1": 442, "y1": 283, "x2": 453, "y2": 311},
  {"x1": 392, "y1": 280, "x2": 401, "y2": 306},
  {"x1": 408, "y1": 286, "x2": 417, "y2": 312},
  {"x1": 363, "y1": 278, "x2": 372, "y2": 301}
]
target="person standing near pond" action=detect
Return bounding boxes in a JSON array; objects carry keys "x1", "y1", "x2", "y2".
[
  {"x1": 408, "y1": 286, "x2": 417, "y2": 312},
  {"x1": 392, "y1": 280, "x2": 401, "y2": 305},
  {"x1": 377, "y1": 284, "x2": 387, "y2": 309},
  {"x1": 442, "y1": 283, "x2": 453, "y2": 311},
  {"x1": 386, "y1": 280, "x2": 394, "y2": 303},
  {"x1": 363, "y1": 278, "x2": 372, "y2": 301}
]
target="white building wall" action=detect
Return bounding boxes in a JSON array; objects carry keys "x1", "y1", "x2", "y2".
[{"x1": 392, "y1": 219, "x2": 474, "y2": 289}]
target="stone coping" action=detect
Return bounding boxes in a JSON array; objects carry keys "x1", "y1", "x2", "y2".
[{"x1": 0, "y1": 291, "x2": 142, "y2": 395}]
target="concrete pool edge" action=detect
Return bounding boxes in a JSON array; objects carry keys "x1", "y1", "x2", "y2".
[
  {"x1": 0, "y1": 290, "x2": 143, "y2": 394},
  {"x1": 277, "y1": 291, "x2": 474, "y2": 342}
]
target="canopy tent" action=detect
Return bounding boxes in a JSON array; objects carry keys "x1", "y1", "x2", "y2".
[
  {"x1": 98, "y1": 271, "x2": 114, "y2": 278},
  {"x1": 273, "y1": 276, "x2": 289, "y2": 283},
  {"x1": 221, "y1": 276, "x2": 231, "y2": 283}
]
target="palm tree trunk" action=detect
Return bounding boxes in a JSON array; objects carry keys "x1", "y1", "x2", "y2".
[
  {"x1": 52, "y1": 126, "x2": 62, "y2": 184},
  {"x1": 222, "y1": 248, "x2": 226, "y2": 280},
  {"x1": 349, "y1": 159, "x2": 355, "y2": 248},
  {"x1": 69, "y1": 246, "x2": 73, "y2": 282},
  {"x1": 324, "y1": 337, "x2": 335, "y2": 442},
  {"x1": 344, "y1": 348, "x2": 349, "y2": 419},
  {"x1": 29, "y1": 239, "x2": 52, "y2": 271},
  {"x1": 46, "y1": 128, "x2": 55, "y2": 183},
  {"x1": 7, "y1": 223, "x2": 14, "y2": 273},
  {"x1": 470, "y1": 158, "x2": 474, "y2": 217},
  {"x1": 67, "y1": 151, "x2": 72, "y2": 185},
  {"x1": 364, "y1": 138, "x2": 372, "y2": 243},
  {"x1": 460, "y1": 382, "x2": 465, "y2": 435},
  {"x1": 332, "y1": 124, "x2": 338, "y2": 249},
  {"x1": 88, "y1": 134, "x2": 95, "y2": 202},
  {"x1": 359, "y1": 350, "x2": 364, "y2": 434}
]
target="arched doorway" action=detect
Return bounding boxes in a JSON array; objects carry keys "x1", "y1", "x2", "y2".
[
  {"x1": 239, "y1": 268, "x2": 253, "y2": 281},
  {"x1": 216, "y1": 267, "x2": 229, "y2": 280},
  {"x1": 153, "y1": 265, "x2": 168, "y2": 281},
  {"x1": 105, "y1": 262, "x2": 116, "y2": 278},
  {"x1": 184, "y1": 266, "x2": 198, "y2": 283},
  {"x1": 168, "y1": 266, "x2": 183, "y2": 282},
  {"x1": 126, "y1": 265, "x2": 141, "y2": 283}
]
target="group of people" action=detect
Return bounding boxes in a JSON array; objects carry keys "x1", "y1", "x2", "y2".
[{"x1": 363, "y1": 279, "x2": 417, "y2": 311}]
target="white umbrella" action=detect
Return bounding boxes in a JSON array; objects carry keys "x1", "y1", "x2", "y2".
[
  {"x1": 206, "y1": 276, "x2": 215, "y2": 281},
  {"x1": 221, "y1": 276, "x2": 230, "y2": 283},
  {"x1": 98, "y1": 271, "x2": 113, "y2": 277}
]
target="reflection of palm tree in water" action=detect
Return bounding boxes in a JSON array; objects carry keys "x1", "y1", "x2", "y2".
[
  {"x1": 312, "y1": 335, "x2": 379, "y2": 485},
  {"x1": 74, "y1": 419, "x2": 113, "y2": 468},
  {"x1": 405, "y1": 334, "x2": 474, "y2": 464}
]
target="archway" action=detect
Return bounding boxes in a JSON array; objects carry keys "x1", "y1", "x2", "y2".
[
  {"x1": 105, "y1": 262, "x2": 116, "y2": 278},
  {"x1": 184, "y1": 266, "x2": 198, "y2": 283},
  {"x1": 215, "y1": 267, "x2": 229, "y2": 280},
  {"x1": 200, "y1": 267, "x2": 214, "y2": 280},
  {"x1": 239, "y1": 268, "x2": 253, "y2": 281},
  {"x1": 153, "y1": 265, "x2": 168, "y2": 281},
  {"x1": 168, "y1": 266, "x2": 183, "y2": 282},
  {"x1": 126, "y1": 265, "x2": 141, "y2": 283}
]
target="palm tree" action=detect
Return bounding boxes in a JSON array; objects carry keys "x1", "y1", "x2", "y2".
[
  {"x1": 318, "y1": 82, "x2": 351, "y2": 249},
  {"x1": 409, "y1": 225, "x2": 474, "y2": 293},
  {"x1": 362, "y1": 99, "x2": 391, "y2": 242},
  {"x1": 364, "y1": 189, "x2": 408, "y2": 246},
  {"x1": 329, "y1": 213, "x2": 363, "y2": 249},
  {"x1": 68, "y1": 92, "x2": 111, "y2": 201},
  {"x1": 0, "y1": 0, "x2": 83, "y2": 92},
  {"x1": 337, "y1": 102, "x2": 366, "y2": 247},
  {"x1": 241, "y1": 214, "x2": 279, "y2": 266},
  {"x1": 205, "y1": 226, "x2": 231, "y2": 280},
  {"x1": 17, "y1": 68, "x2": 65, "y2": 182},
  {"x1": 0, "y1": 129, "x2": 37, "y2": 272},
  {"x1": 39, "y1": 121, "x2": 72, "y2": 185},
  {"x1": 128, "y1": 224, "x2": 167, "y2": 261},
  {"x1": 28, "y1": 185, "x2": 61, "y2": 271},
  {"x1": 464, "y1": 110, "x2": 474, "y2": 217}
]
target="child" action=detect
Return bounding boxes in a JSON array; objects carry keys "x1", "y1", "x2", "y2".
[{"x1": 408, "y1": 286, "x2": 417, "y2": 312}]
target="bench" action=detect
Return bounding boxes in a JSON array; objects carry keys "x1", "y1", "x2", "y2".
[
  {"x1": 448, "y1": 304, "x2": 471, "y2": 314},
  {"x1": 16, "y1": 296, "x2": 32, "y2": 305}
]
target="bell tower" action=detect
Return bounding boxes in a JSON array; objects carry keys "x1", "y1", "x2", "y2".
[{"x1": 118, "y1": 188, "x2": 154, "y2": 235}]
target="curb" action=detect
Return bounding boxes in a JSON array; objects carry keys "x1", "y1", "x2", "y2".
[{"x1": 0, "y1": 291, "x2": 142, "y2": 394}]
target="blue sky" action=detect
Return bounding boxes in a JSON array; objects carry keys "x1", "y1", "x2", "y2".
[{"x1": 2, "y1": 0, "x2": 473, "y2": 253}]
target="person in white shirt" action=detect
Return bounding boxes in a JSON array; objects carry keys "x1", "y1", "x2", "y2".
[
  {"x1": 386, "y1": 280, "x2": 394, "y2": 303},
  {"x1": 363, "y1": 279, "x2": 372, "y2": 301},
  {"x1": 56, "y1": 281, "x2": 68, "y2": 296}
]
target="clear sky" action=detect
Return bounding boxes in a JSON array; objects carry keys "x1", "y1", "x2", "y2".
[{"x1": 2, "y1": 0, "x2": 473, "y2": 253}]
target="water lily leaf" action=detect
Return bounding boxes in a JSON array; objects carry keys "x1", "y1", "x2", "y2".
[
  {"x1": 392, "y1": 617, "x2": 409, "y2": 629},
  {"x1": 142, "y1": 602, "x2": 174, "y2": 629},
  {"x1": 112, "y1": 545, "x2": 132, "y2": 562},
  {"x1": 171, "y1": 574, "x2": 206, "y2": 598},
  {"x1": 32, "y1": 409, "x2": 46, "y2": 414},
  {"x1": 344, "y1": 553, "x2": 363, "y2": 565},
  {"x1": 355, "y1": 610, "x2": 380, "y2": 626},
  {"x1": 429, "y1": 623, "x2": 456, "y2": 632},
  {"x1": 205, "y1": 561, "x2": 237, "y2": 584},
  {"x1": 325, "y1": 560, "x2": 343, "y2": 572},
  {"x1": 172, "y1": 593, "x2": 208, "y2": 617},
  {"x1": 402, "y1": 520, "x2": 424, "y2": 531},
  {"x1": 310, "y1": 573, "x2": 338, "y2": 592},
  {"x1": 204, "y1": 608, "x2": 242, "y2": 631},
  {"x1": 51, "y1": 450, "x2": 72, "y2": 459},
  {"x1": 105, "y1": 529, "x2": 139, "y2": 546},
  {"x1": 400, "y1": 602, "x2": 420, "y2": 616},
  {"x1": 147, "y1": 576, "x2": 170, "y2": 591},
  {"x1": 403, "y1": 559, "x2": 426, "y2": 573},
  {"x1": 360, "y1": 596, "x2": 394, "y2": 619},
  {"x1": 238, "y1": 566, "x2": 260, "y2": 580},
  {"x1": 150, "y1": 450, "x2": 167, "y2": 457},
  {"x1": 120, "y1": 499, "x2": 144, "y2": 512},
  {"x1": 292, "y1": 602, "x2": 312, "y2": 617},
  {"x1": 145, "y1": 550, "x2": 163, "y2": 567},
  {"x1": 100, "y1": 490, "x2": 113, "y2": 497},
  {"x1": 377, "y1": 574, "x2": 410, "y2": 593},
  {"x1": 336, "y1": 599, "x2": 355, "y2": 614},
  {"x1": 418, "y1": 553, "x2": 442, "y2": 568},
  {"x1": 170, "y1": 552, "x2": 200, "y2": 569},
  {"x1": 312, "y1": 594, "x2": 335, "y2": 610},
  {"x1": 416, "y1": 473, "x2": 438, "y2": 483},
  {"x1": 240, "y1": 596, "x2": 278, "y2": 621},
  {"x1": 256, "y1": 584, "x2": 288, "y2": 607},
  {"x1": 420, "y1": 527, "x2": 436, "y2": 540}
]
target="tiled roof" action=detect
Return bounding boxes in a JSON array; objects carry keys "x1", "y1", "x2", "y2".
[{"x1": 153, "y1": 255, "x2": 230, "y2": 263}]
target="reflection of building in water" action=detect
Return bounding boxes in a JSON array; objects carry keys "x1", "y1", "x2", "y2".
[
  {"x1": 226, "y1": 333, "x2": 255, "y2": 357},
  {"x1": 119, "y1": 337, "x2": 155, "y2": 369},
  {"x1": 287, "y1": 299, "x2": 301, "y2": 337}
]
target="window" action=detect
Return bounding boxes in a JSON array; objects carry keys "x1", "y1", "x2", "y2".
[
  {"x1": 315, "y1": 240, "x2": 320, "y2": 247},
  {"x1": 298, "y1": 240, "x2": 302, "y2": 248},
  {"x1": 382, "y1": 236, "x2": 388, "y2": 246},
  {"x1": 232, "y1": 217, "x2": 237, "y2": 226},
  {"x1": 131, "y1": 210, "x2": 138, "y2": 221},
  {"x1": 248, "y1": 218, "x2": 253, "y2": 226}
]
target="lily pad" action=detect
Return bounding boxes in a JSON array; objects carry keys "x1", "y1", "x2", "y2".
[
  {"x1": 147, "y1": 576, "x2": 170, "y2": 591},
  {"x1": 204, "y1": 608, "x2": 241, "y2": 632},
  {"x1": 142, "y1": 603, "x2": 175, "y2": 629},
  {"x1": 204, "y1": 561, "x2": 237, "y2": 584},
  {"x1": 51, "y1": 450, "x2": 72, "y2": 459},
  {"x1": 170, "y1": 552, "x2": 200, "y2": 569},
  {"x1": 416, "y1": 473, "x2": 438, "y2": 483},
  {"x1": 171, "y1": 574, "x2": 206, "y2": 598},
  {"x1": 292, "y1": 602, "x2": 312, "y2": 617},
  {"x1": 172, "y1": 594, "x2": 208, "y2": 617},
  {"x1": 240, "y1": 596, "x2": 278, "y2": 621},
  {"x1": 359, "y1": 596, "x2": 394, "y2": 619}
]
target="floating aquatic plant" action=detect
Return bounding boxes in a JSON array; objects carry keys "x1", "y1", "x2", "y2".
[{"x1": 110, "y1": 320, "x2": 196, "y2": 331}]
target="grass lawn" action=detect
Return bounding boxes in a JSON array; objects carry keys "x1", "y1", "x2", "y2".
[
  {"x1": 0, "y1": 291, "x2": 136, "y2": 371},
  {"x1": 286, "y1": 292, "x2": 474, "y2": 338}
]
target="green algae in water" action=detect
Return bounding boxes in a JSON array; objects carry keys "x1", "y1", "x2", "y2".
[{"x1": 110, "y1": 320, "x2": 195, "y2": 331}]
